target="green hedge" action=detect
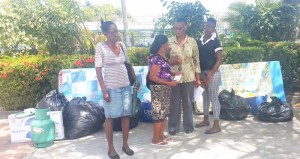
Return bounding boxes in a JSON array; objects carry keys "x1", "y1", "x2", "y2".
[
  {"x1": 127, "y1": 47, "x2": 150, "y2": 66},
  {"x1": 223, "y1": 42, "x2": 300, "y2": 86},
  {"x1": 264, "y1": 42, "x2": 300, "y2": 84},
  {"x1": 0, "y1": 47, "x2": 148, "y2": 110},
  {"x1": 0, "y1": 54, "x2": 94, "y2": 110},
  {"x1": 223, "y1": 47, "x2": 265, "y2": 64},
  {"x1": 0, "y1": 43, "x2": 299, "y2": 110}
]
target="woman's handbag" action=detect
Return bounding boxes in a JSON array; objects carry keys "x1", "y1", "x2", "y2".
[
  {"x1": 125, "y1": 62, "x2": 136, "y2": 86},
  {"x1": 120, "y1": 43, "x2": 136, "y2": 86}
]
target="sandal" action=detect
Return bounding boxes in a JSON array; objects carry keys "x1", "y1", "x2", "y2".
[
  {"x1": 163, "y1": 137, "x2": 173, "y2": 142},
  {"x1": 122, "y1": 147, "x2": 134, "y2": 156},
  {"x1": 151, "y1": 141, "x2": 168, "y2": 146},
  {"x1": 108, "y1": 153, "x2": 120, "y2": 159}
]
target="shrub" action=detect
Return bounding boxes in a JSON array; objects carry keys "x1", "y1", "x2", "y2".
[
  {"x1": 264, "y1": 42, "x2": 300, "y2": 85},
  {"x1": 0, "y1": 47, "x2": 145, "y2": 110},
  {"x1": 221, "y1": 33, "x2": 267, "y2": 48},
  {"x1": 223, "y1": 47, "x2": 265, "y2": 64},
  {"x1": 1, "y1": 43, "x2": 298, "y2": 110},
  {"x1": 223, "y1": 42, "x2": 300, "y2": 87},
  {"x1": 0, "y1": 53, "x2": 94, "y2": 110},
  {"x1": 127, "y1": 47, "x2": 149, "y2": 66}
]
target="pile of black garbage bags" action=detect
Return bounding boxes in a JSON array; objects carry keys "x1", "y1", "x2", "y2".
[
  {"x1": 218, "y1": 89, "x2": 293, "y2": 122},
  {"x1": 218, "y1": 89, "x2": 250, "y2": 120},
  {"x1": 257, "y1": 96, "x2": 293, "y2": 122},
  {"x1": 37, "y1": 90, "x2": 141, "y2": 139},
  {"x1": 37, "y1": 90, "x2": 105, "y2": 139}
]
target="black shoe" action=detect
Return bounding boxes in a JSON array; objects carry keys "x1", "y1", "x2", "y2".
[
  {"x1": 108, "y1": 153, "x2": 120, "y2": 159},
  {"x1": 169, "y1": 129, "x2": 176, "y2": 135},
  {"x1": 185, "y1": 130, "x2": 193, "y2": 134},
  {"x1": 122, "y1": 147, "x2": 134, "y2": 156}
]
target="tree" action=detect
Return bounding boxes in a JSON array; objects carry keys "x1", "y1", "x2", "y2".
[
  {"x1": 80, "y1": 3, "x2": 122, "y2": 22},
  {"x1": 154, "y1": 1, "x2": 209, "y2": 40},
  {"x1": 224, "y1": 0, "x2": 300, "y2": 42},
  {"x1": 271, "y1": 5, "x2": 299, "y2": 41},
  {"x1": 283, "y1": 0, "x2": 300, "y2": 4},
  {"x1": 223, "y1": 2, "x2": 248, "y2": 33},
  {"x1": 0, "y1": 0, "x2": 91, "y2": 55},
  {"x1": 121, "y1": 0, "x2": 130, "y2": 47}
]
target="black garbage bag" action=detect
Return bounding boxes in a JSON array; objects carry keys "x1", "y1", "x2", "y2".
[
  {"x1": 63, "y1": 97, "x2": 105, "y2": 139},
  {"x1": 218, "y1": 90, "x2": 232, "y2": 105},
  {"x1": 219, "y1": 89, "x2": 250, "y2": 120},
  {"x1": 37, "y1": 90, "x2": 69, "y2": 111},
  {"x1": 257, "y1": 97, "x2": 293, "y2": 122},
  {"x1": 113, "y1": 98, "x2": 141, "y2": 131}
]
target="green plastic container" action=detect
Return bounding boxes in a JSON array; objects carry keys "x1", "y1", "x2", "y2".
[{"x1": 31, "y1": 108, "x2": 55, "y2": 148}]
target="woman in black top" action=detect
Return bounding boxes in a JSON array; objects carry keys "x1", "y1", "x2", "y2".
[{"x1": 195, "y1": 17, "x2": 222, "y2": 134}]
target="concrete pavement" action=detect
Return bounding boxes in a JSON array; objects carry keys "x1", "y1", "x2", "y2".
[{"x1": 1, "y1": 108, "x2": 300, "y2": 159}]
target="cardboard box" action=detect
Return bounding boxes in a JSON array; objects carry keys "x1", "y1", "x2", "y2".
[
  {"x1": 49, "y1": 111, "x2": 65, "y2": 140},
  {"x1": 8, "y1": 110, "x2": 65, "y2": 143},
  {"x1": 8, "y1": 114, "x2": 35, "y2": 143}
]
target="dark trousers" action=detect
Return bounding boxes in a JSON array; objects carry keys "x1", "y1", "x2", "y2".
[{"x1": 168, "y1": 81, "x2": 194, "y2": 132}]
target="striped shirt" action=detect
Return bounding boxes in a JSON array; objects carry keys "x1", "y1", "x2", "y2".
[{"x1": 95, "y1": 42, "x2": 130, "y2": 89}]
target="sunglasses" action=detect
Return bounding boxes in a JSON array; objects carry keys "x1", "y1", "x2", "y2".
[
  {"x1": 107, "y1": 31, "x2": 119, "y2": 35},
  {"x1": 173, "y1": 27, "x2": 186, "y2": 31}
]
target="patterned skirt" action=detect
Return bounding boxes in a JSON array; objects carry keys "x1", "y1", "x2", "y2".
[{"x1": 150, "y1": 85, "x2": 171, "y2": 121}]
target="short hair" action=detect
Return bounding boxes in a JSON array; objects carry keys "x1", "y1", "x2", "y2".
[
  {"x1": 100, "y1": 20, "x2": 116, "y2": 33},
  {"x1": 150, "y1": 35, "x2": 168, "y2": 54},
  {"x1": 176, "y1": 18, "x2": 187, "y2": 25},
  {"x1": 207, "y1": 17, "x2": 217, "y2": 27}
]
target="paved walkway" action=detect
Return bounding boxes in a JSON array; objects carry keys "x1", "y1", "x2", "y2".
[{"x1": 1, "y1": 108, "x2": 300, "y2": 159}]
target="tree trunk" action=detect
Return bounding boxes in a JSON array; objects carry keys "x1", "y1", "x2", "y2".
[{"x1": 121, "y1": 0, "x2": 131, "y2": 47}]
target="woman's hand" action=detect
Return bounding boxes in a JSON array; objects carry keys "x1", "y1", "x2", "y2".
[
  {"x1": 103, "y1": 91, "x2": 111, "y2": 103},
  {"x1": 195, "y1": 79, "x2": 202, "y2": 87},
  {"x1": 203, "y1": 73, "x2": 212, "y2": 86},
  {"x1": 172, "y1": 55, "x2": 182, "y2": 65},
  {"x1": 135, "y1": 82, "x2": 141, "y2": 91},
  {"x1": 168, "y1": 81, "x2": 178, "y2": 87}
]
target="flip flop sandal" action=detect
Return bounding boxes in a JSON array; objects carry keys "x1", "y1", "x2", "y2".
[
  {"x1": 151, "y1": 141, "x2": 168, "y2": 146},
  {"x1": 163, "y1": 137, "x2": 173, "y2": 142}
]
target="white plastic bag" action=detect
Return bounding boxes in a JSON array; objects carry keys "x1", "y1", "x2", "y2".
[{"x1": 194, "y1": 86, "x2": 204, "y2": 102}]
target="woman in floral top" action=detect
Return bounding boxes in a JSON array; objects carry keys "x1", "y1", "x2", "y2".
[
  {"x1": 148, "y1": 35, "x2": 180, "y2": 146},
  {"x1": 167, "y1": 18, "x2": 201, "y2": 135}
]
